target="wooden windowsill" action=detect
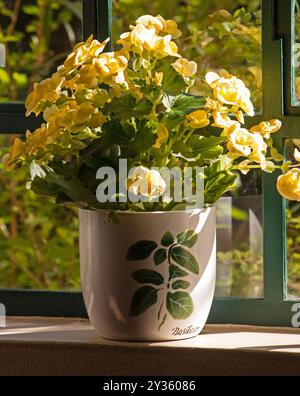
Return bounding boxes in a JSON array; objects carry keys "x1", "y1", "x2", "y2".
[{"x1": 0, "y1": 317, "x2": 300, "y2": 376}]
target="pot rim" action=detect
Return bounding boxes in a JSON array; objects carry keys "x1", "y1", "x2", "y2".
[{"x1": 79, "y1": 206, "x2": 215, "y2": 216}]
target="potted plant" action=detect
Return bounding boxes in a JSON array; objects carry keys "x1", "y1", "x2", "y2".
[{"x1": 3, "y1": 15, "x2": 300, "y2": 341}]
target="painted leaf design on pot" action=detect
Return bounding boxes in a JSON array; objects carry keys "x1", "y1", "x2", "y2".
[
  {"x1": 176, "y1": 229, "x2": 198, "y2": 248},
  {"x1": 172, "y1": 280, "x2": 191, "y2": 290},
  {"x1": 169, "y1": 264, "x2": 189, "y2": 280},
  {"x1": 127, "y1": 240, "x2": 158, "y2": 260},
  {"x1": 129, "y1": 286, "x2": 158, "y2": 316},
  {"x1": 161, "y1": 231, "x2": 174, "y2": 247},
  {"x1": 170, "y1": 246, "x2": 199, "y2": 274},
  {"x1": 154, "y1": 248, "x2": 167, "y2": 265},
  {"x1": 166, "y1": 291, "x2": 194, "y2": 320},
  {"x1": 132, "y1": 269, "x2": 164, "y2": 285}
]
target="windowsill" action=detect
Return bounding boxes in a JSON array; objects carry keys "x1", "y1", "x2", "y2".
[{"x1": 0, "y1": 317, "x2": 300, "y2": 375}]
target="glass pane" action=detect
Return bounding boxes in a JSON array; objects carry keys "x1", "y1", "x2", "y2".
[
  {"x1": 0, "y1": 134, "x2": 80, "y2": 290},
  {"x1": 112, "y1": 0, "x2": 262, "y2": 113},
  {"x1": 285, "y1": 139, "x2": 300, "y2": 299},
  {"x1": 293, "y1": 0, "x2": 300, "y2": 105},
  {"x1": 215, "y1": 172, "x2": 263, "y2": 298},
  {"x1": 0, "y1": 0, "x2": 82, "y2": 103}
]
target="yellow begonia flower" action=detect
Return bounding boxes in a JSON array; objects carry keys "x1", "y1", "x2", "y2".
[
  {"x1": 154, "y1": 72, "x2": 163, "y2": 86},
  {"x1": 172, "y1": 58, "x2": 197, "y2": 78},
  {"x1": 118, "y1": 23, "x2": 180, "y2": 58},
  {"x1": 186, "y1": 110, "x2": 210, "y2": 129},
  {"x1": 135, "y1": 15, "x2": 165, "y2": 32},
  {"x1": 3, "y1": 137, "x2": 25, "y2": 171},
  {"x1": 48, "y1": 102, "x2": 106, "y2": 131},
  {"x1": 165, "y1": 20, "x2": 182, "y2": 39},
  {"x1": 135, "y1": 15, "x2": 182, "y2": 38},
  {"x1": 59, "y1": 36, "x2": 110, "y2": 75},
  {"x1": 153, "y1": 124, "x2": 169, "y2": 149},
  {"x1": 277, "y1": 169, "x2": 300, "y2": 201},
  {"x1": 127, "y1": 166, "x2": 166, "y2": 198},
  {"x1": 93, "y1": 50, "x2": 129, "y2": 82},
  {"x1": 227, "y1": 128, "x2": 254, "y2": 157},
  {"x1": 294, "y1": 148, "x2": 300, "y2": 163},
  {"x1": 212, "y1": 112, "x2": 240, "y2": 130},
  {"x1": 25, "y1": 72, "x2": 65, "y2": 116},
  {"x1": 205, "y1": 71, "x2": 254, "y2": 116},
  {"x1": 250, "y1": 119, "x2": 282, "y2": 139}
]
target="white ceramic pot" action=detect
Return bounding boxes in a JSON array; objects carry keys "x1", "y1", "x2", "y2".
[{"x1": 79, "y1": 208, "x2": 216, "y2": 341}]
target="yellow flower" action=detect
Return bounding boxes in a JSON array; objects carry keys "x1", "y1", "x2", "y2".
[
  {"x1": 118, "y1": 24, "x2": 157, "y2": 55},
  {"x1": 165, "y1": 19, "x2": 182, "y2": 39},
  {"x1": 212, "y1": 112, "x2": 239, "y2": 130},
  {"x1": 59, "y1": 36, "x2": 110, "y2": 75},
  {"x1": 118, "y1": 23, "x2": 180, "y2": 58},
  {"x1": 94, "y1": 51, "x2": 128, "y2": 76},
  {"x1": 227, "y1": 126, "x2": 267, "y2": 165},
  {"x1": 135, "y1": 15, "x2": 182, "y2": 38},
  {"x1": 25, "y1": 72, "x2": 65, "y2": 116},
  {"x1": 172, "y1": 58, "x2": 197, "y2": 78},
  {"x1": 186, "y1": 110, "x2": 210, "y2": 129},
  {"x1": 277, "y1": 169, "x2": 300, "y2": 201},
  {"x1": 127, "y1": 166, "x2": 166, "y2": 198},
  {"x1": 135, "y1": 15, "x2": 165, "y2": 32},
  {"x1": 205, "y1": 71, "x2": 254, "y2": 116},
  {"x1": 227, "y1": 128, "x2": 254, "y2": 157},
  {"x1": 3, "y1": 137, "x2": 25, "y2": 171},
  {"x1": 153, "y1": 124, "x2": 169, "y2": 148},
  {"x1": 249, "y1": 133, "x2": 267, "y2": 164},
  {"x1": 152, "y1": 35, "x2": 180, "y2": 58},
  {"x1": 250, "y1": 119, "x2": 282, "y2": 139},
  {"x1": 154, "y1": 72, "x2": 163, "y2": 86},
  {"x1": 75, "y1": 64, "x2": 98, "y2": 89},
  {"x1": 294, "y1": 148, "x2": 300, "y2": 162}
]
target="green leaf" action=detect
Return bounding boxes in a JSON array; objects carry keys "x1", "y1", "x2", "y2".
[
  {"x1": 127, "y1": 240, "x2": 158, "y2": 261},
  {"x1": 166, "y1": 291, "x2": 194, "y2": 319},
  {"x1": 172, "y1": 280, "x2": 191, "y2": 290},
  {"x1": 102, "y1": 121, "x2": 135, "y2": 145},
  {"x1": 129, "y1": 286, "x2": 158, "y2": 316},
  {"x1": 167, "y1": 94, "x2": 206, "y2": 118},
  {"x1": 153, "y1": 248, "x2": 167, "y2": 265},
  {"x1": 103, "y1": 95, "x2": 152, "y2": 119},
  {"x1": 132, "y1": 269, "x2": 164, "y2": 285},
  {"x1": 170, "y1": 246, "x2": 199, "y2": 274},
  {"x1": 161, "y1": 231, "x2": 174, "y2": 247},
  {"x1": 176, "y1": 229, "x2": 198, "y2": 248},
  {"x1": 169, "y1": 264, "x2": 189, "y2": 280},
  {"x1": 160, "y1": 63, "x2": 187, "y2": 95}
]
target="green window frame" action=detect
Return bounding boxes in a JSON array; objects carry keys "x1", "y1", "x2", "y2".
[{"x1": 0, "y1": 0, "x2": 299, "y2": 325}]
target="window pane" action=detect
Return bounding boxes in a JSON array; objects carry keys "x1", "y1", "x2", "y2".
[
  {"x1": 215, "y1": 172, "x2": 263, "y2": 298},
  {"x1": 293, "y1": 0, "x2": 300, "y2": 105},
  {"x1": 0, "y1": 0, "x2": 82, "y2": 103},
  {"x1": 112, "y1": 0, "x2": 262, "y2": 113},
  {"x1": 285, "y1": 139, "x2": 300, "y2": 299},
  {"x1": 0, "y1": 134, "x2": 80, "y2": 290}
]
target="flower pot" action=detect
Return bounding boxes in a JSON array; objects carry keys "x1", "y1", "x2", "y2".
[{"x1": 79, "y1": 207, "x2": 216, "y2": 341}]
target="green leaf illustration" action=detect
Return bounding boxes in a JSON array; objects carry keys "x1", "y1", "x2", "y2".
[
  {"x1": 154, "y1": 248, "x2": 167, "y2": 265},
  {"x1": 170, "y1": 246, "x2": 199, "y2": 274},
  {"x1": 166, "y1": 291, "x2": 194, "y2": 320},
  {"x1": 129, "y1": 286, "x2": 158, "y2": 316},
  {"x1": 127, "y1": 240, "x2": 158, "y2": 261},
  {"x1": 176, "y1": 229, "x2": 198, "y2": 248},
  {"x1": 132, "y1": 269, "x2": 164, "y2": 286},
  {"x1": 172, "y1": 280, "x2": 191, "y2": 290},
  {"x1": 169, "y1": 264, "x2": 189, "y2": 280},
  {"x1": 161, "y1": 231, "x2": 174, "y2": 247}
]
